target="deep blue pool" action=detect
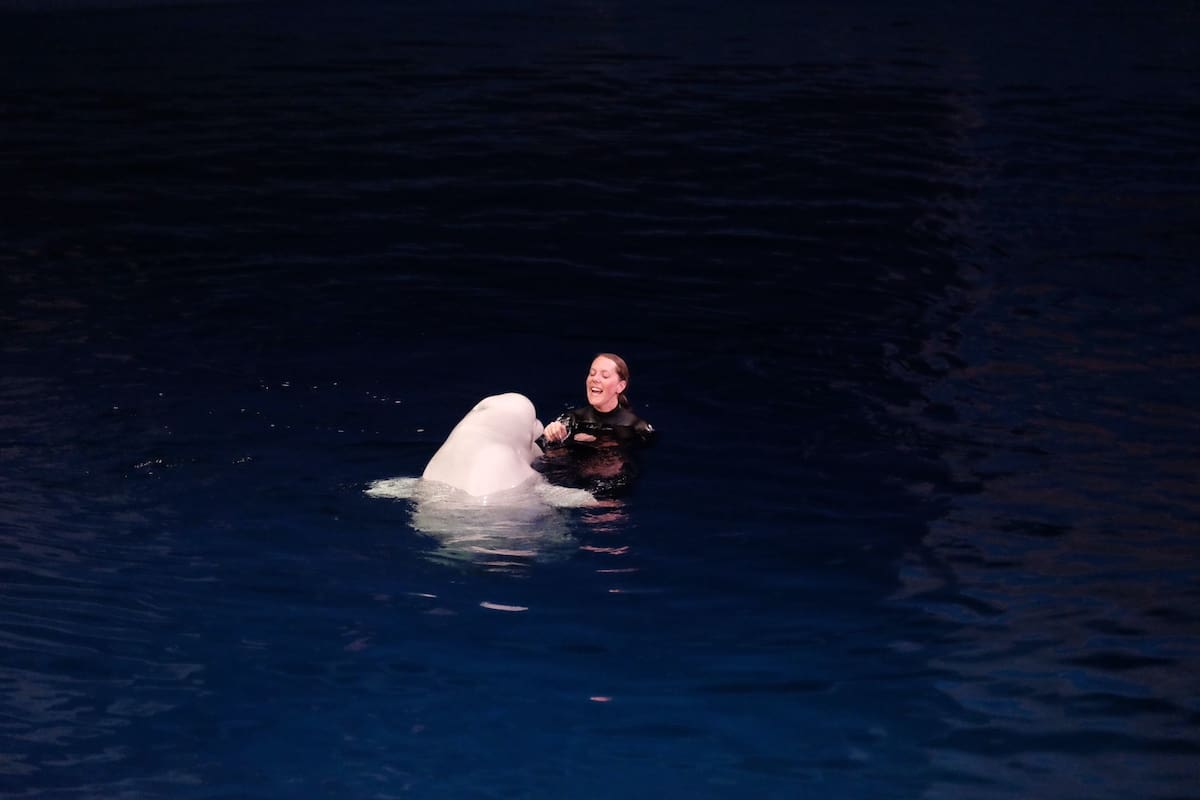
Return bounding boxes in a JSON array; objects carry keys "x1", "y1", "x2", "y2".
[{"x1": 2, "y1": 1, "x2": 1198, "y2": 797}]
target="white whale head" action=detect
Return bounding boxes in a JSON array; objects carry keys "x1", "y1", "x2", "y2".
[{"x1": 420, "y1": 392, "x2": 546, "y2": 498}]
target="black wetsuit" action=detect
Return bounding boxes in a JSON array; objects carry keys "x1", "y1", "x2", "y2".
[
  {"x1": 553, "y1": 404, "x2": 656, "y2": 448},
  {"x1": 539, "y1": 403, "x2": 655, "y2": 497}
]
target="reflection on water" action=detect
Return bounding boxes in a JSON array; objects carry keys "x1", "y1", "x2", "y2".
[
  {"x1": 538, "y1": 442, "x2": 645, "y2": 499},
  {"x1": 365, "y1": 477, "x2": 585, "y2": 573}
]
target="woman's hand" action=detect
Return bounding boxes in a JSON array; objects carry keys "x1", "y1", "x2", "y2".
[{"x1": 543, "y1": 420, "x2": 569, "y2": 443}]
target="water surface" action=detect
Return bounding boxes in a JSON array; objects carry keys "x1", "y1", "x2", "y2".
[{"x1": 2, "y1": 1, "x2": 1198, "y2": 797}]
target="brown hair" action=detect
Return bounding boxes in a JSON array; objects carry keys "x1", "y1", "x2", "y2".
[{"x1": 595, "y1": 352, "x2": 631, "y2": 408}]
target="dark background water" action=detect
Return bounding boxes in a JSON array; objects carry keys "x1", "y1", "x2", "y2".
[{"x1": 2, "y1": 1, "x2": 1199, "y2": 798}]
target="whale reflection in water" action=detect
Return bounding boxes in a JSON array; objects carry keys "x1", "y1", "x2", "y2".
[{"x1": 366, "y1": 476, "x2": 595, "y2": 571}]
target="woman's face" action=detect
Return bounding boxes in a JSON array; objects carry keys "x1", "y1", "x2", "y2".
[{"x1": 586, "y1": 356, "x2": 627, "y2": 412}]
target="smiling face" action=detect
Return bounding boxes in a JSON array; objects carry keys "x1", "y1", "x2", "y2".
[{"x1": 585, "y1": 356, "x2": 627, "y2": 413}]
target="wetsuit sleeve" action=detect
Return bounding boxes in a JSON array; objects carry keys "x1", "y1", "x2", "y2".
[{"x1": 632, "y1": 418, "x2": 657, "y2": 447}]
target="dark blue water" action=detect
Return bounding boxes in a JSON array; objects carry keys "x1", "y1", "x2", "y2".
[{"x1": 3, "y1": 1, "x2": 1199, "y2": 797}]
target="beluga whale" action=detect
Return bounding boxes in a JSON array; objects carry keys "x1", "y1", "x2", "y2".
[
  {"x1": 366, "y1": 392, "x2": 597, "y2": 568},
  {"x1": 369, "y1": 392, "x2": 594, "y2": 505}
]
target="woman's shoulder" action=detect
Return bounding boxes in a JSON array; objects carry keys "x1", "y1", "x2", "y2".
[
  {"x1": 629, "y1": 412, "x2": 656, "y2": 444},
  {"x1": 611, "y1": 406, "x2": 657, "y2": 444},
  {"x1": 617, "y1": 406, "x2": 651, "y2": 429}
]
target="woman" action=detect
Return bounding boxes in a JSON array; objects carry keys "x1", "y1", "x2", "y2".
[
  {"x1": 542, "y1": 353, "x2": 656, "y2": 448},
  {"x1": 539, "y1": 353, "x2": 655, "y2": 497}
]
